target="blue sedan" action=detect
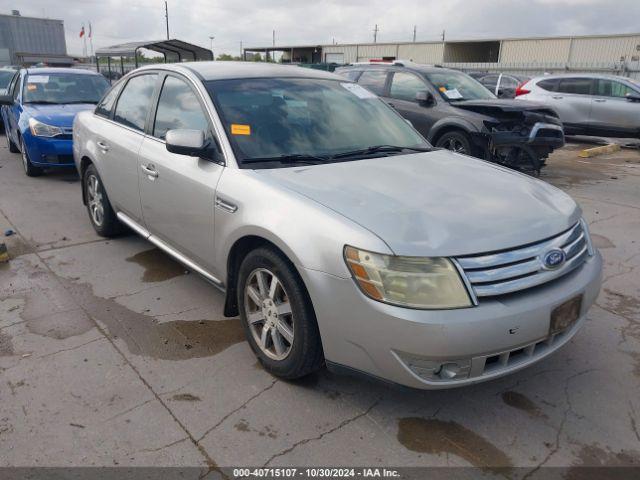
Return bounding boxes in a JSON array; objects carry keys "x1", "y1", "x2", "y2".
[{"x1": 0, "y1": 68, "x2": 109, "y2": 176}]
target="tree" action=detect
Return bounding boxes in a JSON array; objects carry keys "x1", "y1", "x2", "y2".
[{"x1": 216, "y1": 53, "x2": 241, "y2": 61}]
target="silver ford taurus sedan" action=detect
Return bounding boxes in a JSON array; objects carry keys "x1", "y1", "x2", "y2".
[{"x1": 73, "y1": 62, "x2": 602, "y2": 389}]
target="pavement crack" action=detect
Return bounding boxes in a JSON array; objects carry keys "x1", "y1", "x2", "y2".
[
  {"x1": 521, "y1": 368, "x2": 595, "y2": 480},
  {"x1": 136, "y1": 435, "x2": 190, "y2": 453},
  {"x1": 629, "y1": 402, "x2": 640, "y2": 444},
  {"x1": 36, "y1": 337, "x2": 105, "y2": 360},
  {"x1": 196, "y1": 379, "x2": 278, "y2": 443},
  {"x1": 262, "y1": 399, "x2": 380, "y2": 467},
  {"x1": 102, "y1": 398, "x2": 155, "y2": 423}
]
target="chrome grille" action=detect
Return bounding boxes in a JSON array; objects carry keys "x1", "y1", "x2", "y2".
[{"x1": 456, "y1": 220, "x2": 591, "y2": 298}]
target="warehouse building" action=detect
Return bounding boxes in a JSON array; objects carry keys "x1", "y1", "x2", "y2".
[
  {"x1": 0, "y1": 10, "x2": 74, "y2": 66},
  {"x1": 245, "y1": 32, "x2": 640, "y2": 79}
]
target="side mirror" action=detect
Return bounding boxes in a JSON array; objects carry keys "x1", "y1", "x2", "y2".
[
  {"x1": 415, "y1": 90, "x2": 434, "y2": 106},
  {"x1": 166, "y1": 129, "x2": 207, "y2": 157},
  {"x1": 625, "y1": 92, "x2": 640, "y2": 102},
  {"x1": 0, "y1": 94, "x2": 13, "y2": 106}
]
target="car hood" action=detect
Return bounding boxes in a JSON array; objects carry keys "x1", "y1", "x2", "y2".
[
  {"x1": 255, "y1": 151, "x2": 580, "y2": 257},
  {"x1": 452, "y1": 99, "x2": 559, "y2": 118},
  {"x1": 23, "y1": 103, "x2": 96, "y2": 127}
]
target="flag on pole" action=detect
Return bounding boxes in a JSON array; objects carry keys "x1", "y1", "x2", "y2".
[{"x1": 79, "y1": 25, "x2": 85, "y2": 38}]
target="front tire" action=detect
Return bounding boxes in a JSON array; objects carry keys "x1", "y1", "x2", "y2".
[
  {"x1": 83, "y1": 164, "x2": 123, "y2": 237},
  {"x1": 238, "y1": 247, "x2": 324, "y2": 379},
  {"x1": 7, "y1": 131, "x2": 19, "y2": 153},
  {"x1": 20, "y1": 138, "x2": 43, "y2": 177},
  {"x1": 435, "y1": 131, "x2": 473, "y2": 156}
]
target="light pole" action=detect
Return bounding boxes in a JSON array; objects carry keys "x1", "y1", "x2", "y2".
[{"x1": 209, "y1": 36, "x2": 215, "y2": 60}]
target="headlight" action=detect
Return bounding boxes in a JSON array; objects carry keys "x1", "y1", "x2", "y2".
[
  {"x1": 28, "y1": 118, "x2": 63, "y2": 137},
  {"x1": 344, "y1": 246, "x2": 472, "y2": 309}
]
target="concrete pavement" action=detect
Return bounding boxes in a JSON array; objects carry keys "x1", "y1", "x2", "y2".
[{"x1": 1, "y1": 134, "x2": 639, "y2": 476}]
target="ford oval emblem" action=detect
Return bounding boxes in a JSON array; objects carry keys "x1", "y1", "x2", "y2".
[{"x1": 543, "y1": 249, "x2": 566, "y2": 269}]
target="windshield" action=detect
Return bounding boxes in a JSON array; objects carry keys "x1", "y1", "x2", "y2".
[
  {"x1": 205, "y1": 77, "x2": 428, "y2": 167},
  {"x1": 424, "y1": 70, "x2": 496, "y2": 101},
  {"x1": 0, "y1": 70, "x2": 14, "y2": 89},
  {"x1": 23, "y1": 72, "x2": 110, "y2": 104}
]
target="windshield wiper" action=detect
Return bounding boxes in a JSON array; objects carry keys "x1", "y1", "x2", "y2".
[
  {"x1": 243, "y1": 153, "x2": 328, "y2": 166},
  {"x1": 24, "y1": 101, "x2": 63, "y2": 105},
  {"x1": 330, "y1": 145, "x2": 432, "y2": 160}
]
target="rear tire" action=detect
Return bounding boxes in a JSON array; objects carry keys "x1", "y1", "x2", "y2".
[
  {"x1": 83, "y1": 163, "x2": 124, "y2": 237},
  {"x1": 238, "y1": 246, "x2": 324, "y2": 379},
  {"x1": 20, "y1": 137, "x2": 43, "y2": 177},
  {"x1": 6, "y1": 131, "x2": 19, "y2": 153},
  {"x1": 435, "y1": 131, "x2": 473, "y2": 156}
]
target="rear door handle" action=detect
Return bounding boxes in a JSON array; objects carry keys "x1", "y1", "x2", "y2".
[
  {"x1": 594, "y1": 98, "x2": 606, "y2": 103},
  {"x1": 141, "y1": 164, "x2": 159, "y2": 178},
  {"x1": 552, "y1": 96, "x2": 563, "y2": 99},
  {"x1": 97, "y1": 141, "x2": 109, "y2": 151}
]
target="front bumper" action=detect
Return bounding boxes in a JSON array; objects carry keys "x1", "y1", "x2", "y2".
[
  {"x1": 301, "y1": 251, "x2": 602, "y2": 390},
  {"x1": 22, "y1": 132, "x2": 75, "y2": 168},
  {"x1": 490, "y1": 121, "x2": 565, "y2": 149}
]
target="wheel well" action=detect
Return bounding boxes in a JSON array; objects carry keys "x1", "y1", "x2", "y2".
[
  {"x1": 431, "y1": 126, "x2": 487, "y2": 158},
  {"x1": 431, "y1": 126, "x2": 470, "y2": 146},
  {"x1": 223, "y1": 235, "x2": 292, "y2": 317},
  {"x1": 79, "y1": 156, "x2": 93, "y2": 204}
]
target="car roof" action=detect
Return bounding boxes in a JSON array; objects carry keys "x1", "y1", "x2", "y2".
[
  {"x1": 532, "y1": 73, "x2": 632, "y2": 82},
  {"x1": 24, "y1": 67, "x2": 101, "y2": 76},
  {"x1": 137, "y1": 61, "x2": 344, "y2": 82},
  {"x1": 337, "y1": 62, "x2": 459, "y2": 75}
]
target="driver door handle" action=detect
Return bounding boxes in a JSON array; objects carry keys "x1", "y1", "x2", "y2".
[
  {"x1": 97, "y1": 141, "x2": 109, "y2": 151},
  {"x1": 594, "y1": 98, "x2": 607, "y2": 103},
  {"x1": 552, "y1": 95, "x2": 563, "y2": 99},
  {"x1": 141, "y1": 164, "x2": 159, "y2": 178}
]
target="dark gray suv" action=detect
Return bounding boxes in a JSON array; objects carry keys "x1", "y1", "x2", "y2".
[{"x1": 336, "y1": 62, "x2": 565, "y2": 173}]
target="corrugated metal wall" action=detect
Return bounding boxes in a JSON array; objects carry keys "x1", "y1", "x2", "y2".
[
  {"x1": 397, "y1": 43, "x2": 443, "y2": 63},
  {"x1": 354, "y1": 43, "x2": 398, "y2": 61},
  {"x1": 570, "y1": 35, "x2": 640, "y2": 62},
  {"x1": 0, "y1": 15, "x2": 66, "y2": 65},
  {"x1": 499, "y1": 38, "x2": 571, "y2": 63},
  {"x1": 323, "y1": 45, "x2": 358, "y2": 63}
]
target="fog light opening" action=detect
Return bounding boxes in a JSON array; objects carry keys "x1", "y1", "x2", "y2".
[{"x1": 438, "y1": 362, "x2": 462, "y2": 379}]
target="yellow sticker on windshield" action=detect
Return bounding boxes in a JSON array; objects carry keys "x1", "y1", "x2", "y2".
[
  {"x1": 27, "y1": 84, "x2": 38, "y2": 91},
  {"x1": 439, "y1": 86, "x2": 446, "y2": 92},
  {"x1": 231, "y1": 124, "x2": 251, "y2": 135}
]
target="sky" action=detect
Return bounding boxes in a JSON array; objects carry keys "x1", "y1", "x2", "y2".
[{"x1": 3, "y1": 0, "x2": 640, "y2": 57}]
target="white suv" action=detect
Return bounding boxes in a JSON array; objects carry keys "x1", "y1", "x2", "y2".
[{"x1": 516, "y1": 73, "x2": 640, "y2": 138}]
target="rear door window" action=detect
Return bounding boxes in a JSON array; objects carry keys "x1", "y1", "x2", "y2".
[
  {"x1": 95, "y1": 83, "x2": 121, "y2": 118},
  {"x1": 113, "y1": 74, "x2": 158, "y2": 131},
  {"x1": 389, "y1": 71, "x2": 426, "y2": 101},
  {"x1": 557, "y1": 78, "x2": 593, "y2": 95},
  {"x1": 357, "y1": 70, "x2": 389, "y2": 96}
]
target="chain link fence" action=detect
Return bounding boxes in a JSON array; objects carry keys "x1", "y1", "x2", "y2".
[{"x1": 441, "y1": 61, "x2": 640, "y2": 80}]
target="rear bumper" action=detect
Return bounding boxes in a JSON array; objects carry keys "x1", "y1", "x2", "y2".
[
  {"x1": 301, "y1": 251, "x2": 602, "y2": 390},
  {"x1": 23, "y1": 132, "x2": 75, "y2": 167}
]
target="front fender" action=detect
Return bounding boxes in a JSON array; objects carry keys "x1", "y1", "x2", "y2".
[
  {"x1": 214, "y1": 168, "x2": 392, "y2": 283},
  {"x1": 427, "y1": 116, "x2": 482, "y2": 142}
]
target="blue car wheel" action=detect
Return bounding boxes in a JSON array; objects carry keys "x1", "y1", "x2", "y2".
[
  {"x1": 6, "y1": 130, "x2": 19, "y2": 153},
  {"x1": 20, "y1": 137, "x2": 43, "y2": 177}
]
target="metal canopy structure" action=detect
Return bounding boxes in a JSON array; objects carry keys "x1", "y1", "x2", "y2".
[{"x1": 95, "y1": 39, "x2": 213, "y2": 80}]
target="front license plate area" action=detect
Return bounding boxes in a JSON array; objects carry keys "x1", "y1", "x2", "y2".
[{"x1": 550, "y1": 295, "x2": 582, "y2": 335}]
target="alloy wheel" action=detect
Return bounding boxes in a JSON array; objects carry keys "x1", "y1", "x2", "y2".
[
  {"x1": 20, "y1": 140, "x2": 28, "y2": 172},
  {"x1": 244, "y1": 268, "x2": 294, "y2": 361},
  {"x1": 86, "y1": 174, "x2": 105, "y2": 227},
  {"x1": 443, "y1": 138, "x2": 467, "y2": 154}
]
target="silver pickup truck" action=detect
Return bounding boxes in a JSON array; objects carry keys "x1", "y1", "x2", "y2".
[{"x1": 73, "y1": 62, "x2": 602, "y2": 389}]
